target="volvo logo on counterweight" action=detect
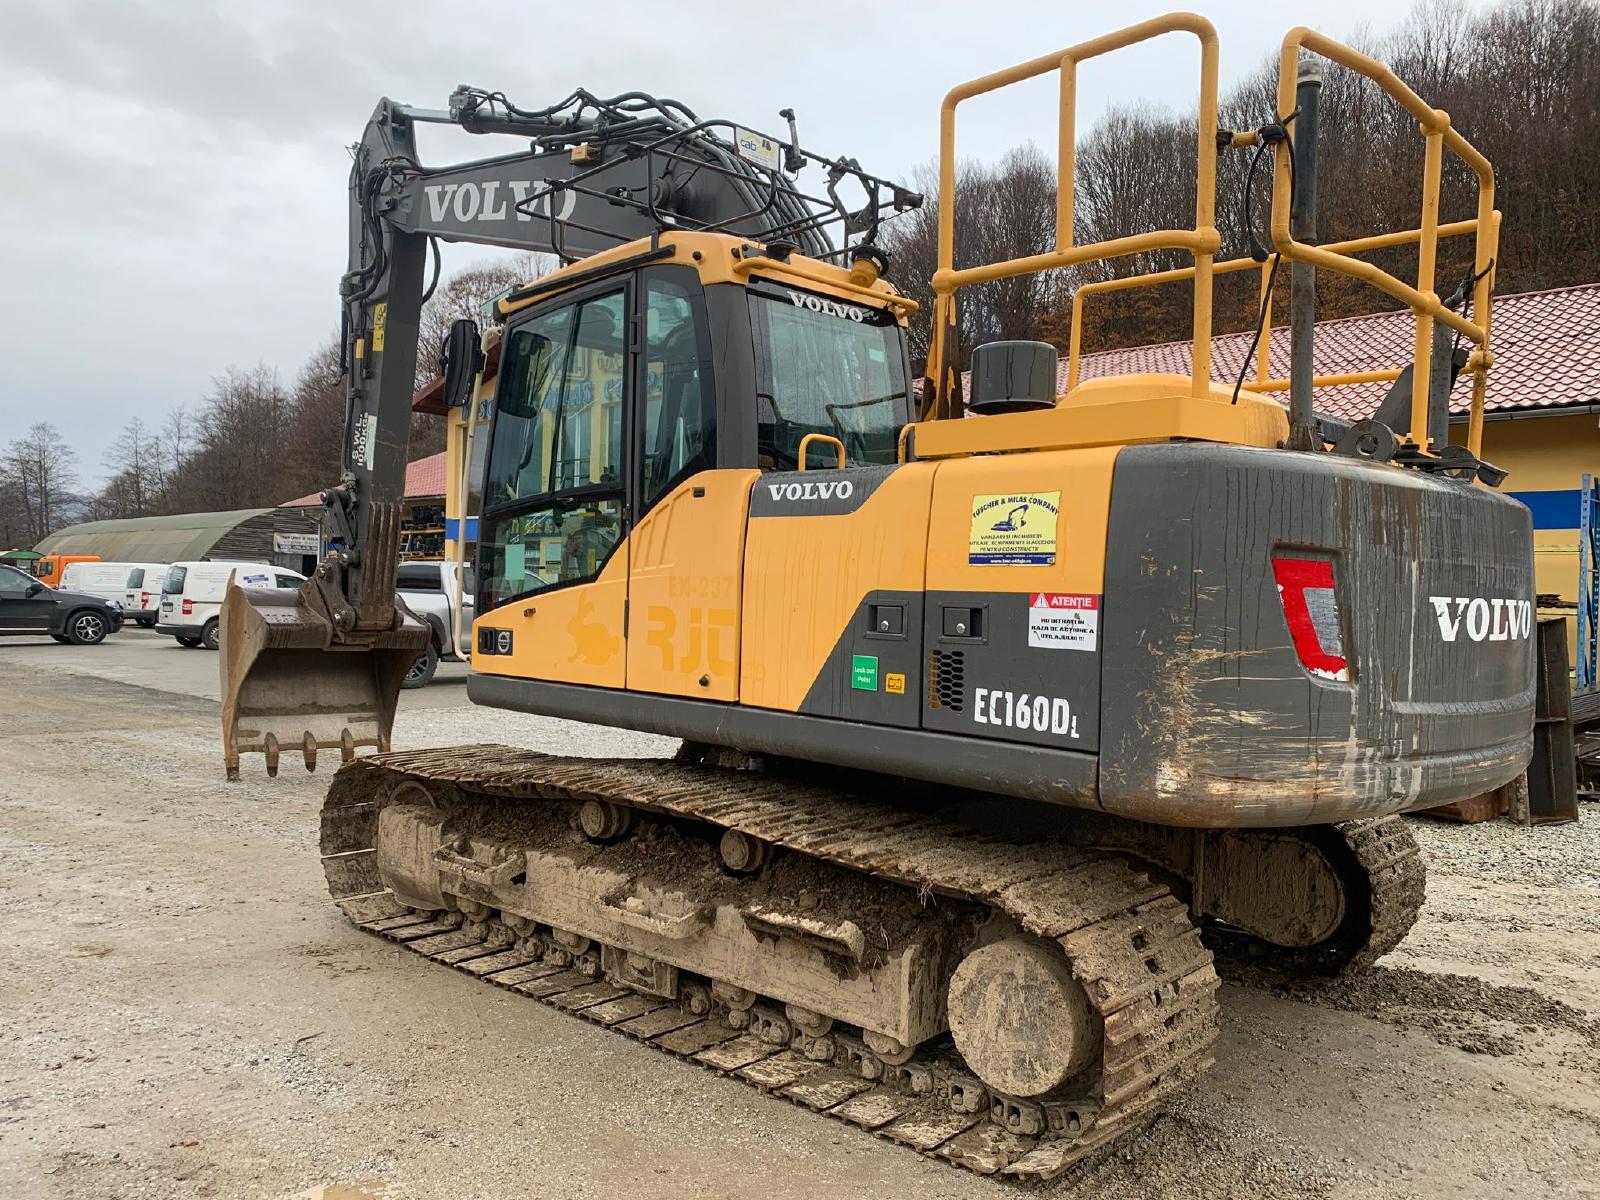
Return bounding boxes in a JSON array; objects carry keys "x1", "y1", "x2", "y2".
[{"x1": 1428, "y1": 596, "x2": 1533, "y2": 643}]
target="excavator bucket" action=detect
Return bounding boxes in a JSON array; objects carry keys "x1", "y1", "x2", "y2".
[{"x1": 219, "y1": 581, "x2": 429, "y2": 780}]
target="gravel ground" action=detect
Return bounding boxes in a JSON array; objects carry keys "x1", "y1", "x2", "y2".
[
  {"x1": 1410, "y1": 806, "x2": 1600, "y2": 889},
  {"x1": 1, "y1": 635, "x2": 1597, "y2": 1199}
]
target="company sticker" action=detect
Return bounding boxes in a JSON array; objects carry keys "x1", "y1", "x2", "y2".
[
  {"x1": 734, "y1": 127, "x2": 781, "y2": 171},
  {"x1": 969, "y1": 492, "x2": 1061, "y2": 566},
  {"x1": 1028, "y1": 592, "x2": 1099, "y2": 651},
  {"x1": 884, "y1": 671, "x2": 906, "y2": 695},
  {"x1": 851, "y1": 654, "x2": 879, "y2": 691}
]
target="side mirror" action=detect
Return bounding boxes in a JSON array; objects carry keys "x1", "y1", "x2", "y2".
[
  {"x1": 26, "y1": 582, "x2": 44, "y2": 597},
  {"x1": 439, "y1": 317, "x2": 484, "y2": 409}
]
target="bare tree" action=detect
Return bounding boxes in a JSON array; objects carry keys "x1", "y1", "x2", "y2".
[
  {"x1": 281, "y1": 335, "x2": 346, "y2": 501},
  {"x1": 2, "y1": 422, "x2": 78, "y2": 544},
  {"x1": 408, "y1": 252, "x2": 550, "y2": 454},
  {"x1": 90, "y1": 419, "x2": 162, "y2": 519},
  {"x1": 884, "y1": 145, "x2": 1064, "y2": 373}
]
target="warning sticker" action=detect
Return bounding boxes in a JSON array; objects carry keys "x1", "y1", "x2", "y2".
[
  {"x1": 1028, "y1": 592, "x2": 1100, "y2": 651},
  {"x1": 969, "y1": 492, "x2": 1061, "y2": 566}
]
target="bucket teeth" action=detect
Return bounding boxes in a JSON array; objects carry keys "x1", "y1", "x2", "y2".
[{"x1": 217, "y1": 577, "x2": 427, "y2": 780}]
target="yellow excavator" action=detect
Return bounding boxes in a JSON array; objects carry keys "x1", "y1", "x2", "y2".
[{"x1": 221, "y1": 15, "x2": 1531, "y2": 1178}]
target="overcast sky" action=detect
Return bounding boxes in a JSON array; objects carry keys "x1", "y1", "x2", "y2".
[{"x1": 1, "y1": 0, "x2": 1449, "y2": 487}]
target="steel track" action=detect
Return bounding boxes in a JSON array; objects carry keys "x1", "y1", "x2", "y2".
[
  {"x1": 1208, "y1": 816, "x2": 1427, "y2": 978},
  {"x1": 318, "y1": 745, "x2": 1221, "y2": 1180}
]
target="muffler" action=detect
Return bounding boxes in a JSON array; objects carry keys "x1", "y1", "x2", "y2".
[{"x1": 219, "y1": 580, "x2": 428, "y2": 780}]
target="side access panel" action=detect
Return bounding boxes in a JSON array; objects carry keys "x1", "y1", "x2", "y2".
[
  {"x1": 742, "y1": 464, "x2": 933, "y2": 727},
  {"x1": 921, "y1": 447, "x2": 1118, "y2": 755},
  {"x1": 627, "y1": 470, "x2": 758, "y2": 700},
  {"x1": 473, "y1": 551, "x2": 629, "y2": 689}
]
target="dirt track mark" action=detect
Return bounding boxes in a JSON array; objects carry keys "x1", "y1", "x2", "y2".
[{"x1": 1248, "y1": 963, "x2": 1600, "y2": 1057}]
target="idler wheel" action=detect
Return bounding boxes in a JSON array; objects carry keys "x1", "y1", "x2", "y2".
[
  {"x1": 946, "y1": 937, "x2": 1101, "y2": 1098},
  {"x1": 579, "y1": 800, "x2": 632, "y2": 841}
]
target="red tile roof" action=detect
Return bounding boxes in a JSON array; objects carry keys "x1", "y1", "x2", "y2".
[
  {"x1": 1070, "y1": 283, "x2": 1600, "y2": 421},
  {"x1": 280, "y1": 451, "x2": 448, "y2": 507}
]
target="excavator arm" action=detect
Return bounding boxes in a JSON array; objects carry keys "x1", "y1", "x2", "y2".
[{"x1": 221, "y1": 86, "x2": 918, "y2": 779}]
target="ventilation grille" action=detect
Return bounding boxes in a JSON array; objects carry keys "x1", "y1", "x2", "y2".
[{"x1": 929, "y1": 649, "x2": 965, "y2": 712}]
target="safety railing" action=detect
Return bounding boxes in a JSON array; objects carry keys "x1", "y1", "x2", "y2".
[
  {"x1": 928, "y1": 16, "x2": 1502, "y2": 459},
  {"x1": 926, "y1": 13, "x2": 1223, "y2": 415},
  {"x1": 1271, "y1": 28, "x2": 1498, "y2": 453},
  {"x1": 1067, "y1": 212, "x2": 1501, "y2": 453}
]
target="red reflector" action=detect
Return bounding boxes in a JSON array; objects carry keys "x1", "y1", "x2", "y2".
[
  {"x1": 141, "y1": 592, "x2": 150, "y2": 607},
  {"x1": 182, "y1": 598, "x2": 194, "y2": 616},
  {"x1": 1272, "y1": 556, "x2": 1349, "y2": 681}
]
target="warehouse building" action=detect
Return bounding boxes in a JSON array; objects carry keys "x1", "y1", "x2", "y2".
[{"x1": 36, "y1": 507, "x2": 324, "y2": 575}]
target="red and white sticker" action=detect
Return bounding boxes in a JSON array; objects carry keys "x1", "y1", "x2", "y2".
[{"x1": 1028, "y1": 592, "x2": 1100, "y2": 651}]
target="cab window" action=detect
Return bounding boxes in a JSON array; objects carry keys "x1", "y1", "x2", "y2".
[
  {"x1": 747, "y1": 280, "x2": 907, "y2": 469},
  {"x1": 641, "y1": 271, "x2": 715, "y2": 508},
  {"x1": 480, "y1": 288, "x2": 627, "y2": 611}
]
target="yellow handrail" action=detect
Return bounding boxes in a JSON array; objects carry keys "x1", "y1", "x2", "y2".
[
  {"x1": 797, "y1": 433, "x2": 847, "y2": 471},
  {"x1": 1066, "y1": 219, "x2": 1483, "y2": 390},
  {"x1": 927, "y1": 13, "x2": 1223, "y2": 414},
  {"x1": 1271, "y1": 28, "x2": 1498, "y2": 451},
  {"x1": 926, "y1": 16, "x2": 1501, "y2": 461}
]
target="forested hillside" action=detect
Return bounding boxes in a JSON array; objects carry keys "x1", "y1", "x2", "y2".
[{"x1": 4, "y1": 0, "x2": 1593, "y2": 546}]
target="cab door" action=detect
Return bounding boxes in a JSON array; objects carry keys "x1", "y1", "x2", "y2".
[
  {"x1": 473, "y1": 283, "x2": 631, "y2": 688},
  {"x1": 625, "y1": 266, "x2": 749, "y2": 700}
]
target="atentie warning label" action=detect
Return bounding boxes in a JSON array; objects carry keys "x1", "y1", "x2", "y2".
[{"x1": 1028, "y1": 592, "x2": 1100, "y2": 651}]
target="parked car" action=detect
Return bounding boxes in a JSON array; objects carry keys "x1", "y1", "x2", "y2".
[
  {"x1": 59, "y1": 561, "x2": 169, "y2": 628},
  {"x1": 396, "y1": 560, "x2": 474, "y2": 687},
  {"x1": 157, "y1": 560, "x2": 306, "y2": 650},
  {"x1": 0, "y1": 563, "x2": 123, "y2": 644}
]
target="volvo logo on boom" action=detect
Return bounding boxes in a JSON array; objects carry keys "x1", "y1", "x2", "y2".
[
  {"x1": 1428, "y1": 596, "x2": 1533, "y2": 643},
  {"x1": 766, "y1": 480, "x2": 855, "y2": 502},
  {"x1": 423, "y1": 181, "x2": 578, "y2": 225}
]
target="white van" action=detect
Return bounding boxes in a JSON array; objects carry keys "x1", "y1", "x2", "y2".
[
  {"x1": 59, "y1": 561, "x2": 168, "y2": 625},
  {"x1": 118, "y1": 563, "x2": 171, "y2": 627},
  {"x1": 156, "y1": 560, "x2": 306, "y2": 649}
]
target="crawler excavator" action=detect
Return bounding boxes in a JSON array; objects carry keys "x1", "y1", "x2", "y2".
[{"x1": 220, "y1": 15, "x2": 1533, "y2": 1178}]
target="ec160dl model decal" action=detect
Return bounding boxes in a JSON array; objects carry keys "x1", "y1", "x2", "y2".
[
  {"x1": 1428, "y1": 596, "x2": 1533, "y2": 643},
  {"x1": 973, "y1": 687, "x2": 1081, "y2": 739}
]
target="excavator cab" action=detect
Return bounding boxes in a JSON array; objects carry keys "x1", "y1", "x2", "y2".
[
  {"x1": 218, "y1": 78, "x2": 920, "y2": 781},
  {"x1": 221, "y1": 232, "x2": 917, "y2": 777}
]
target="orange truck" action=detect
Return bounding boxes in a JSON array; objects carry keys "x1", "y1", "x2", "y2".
[{"x1": 34, "y1": 554, "x2": 100, "y2": 587}]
